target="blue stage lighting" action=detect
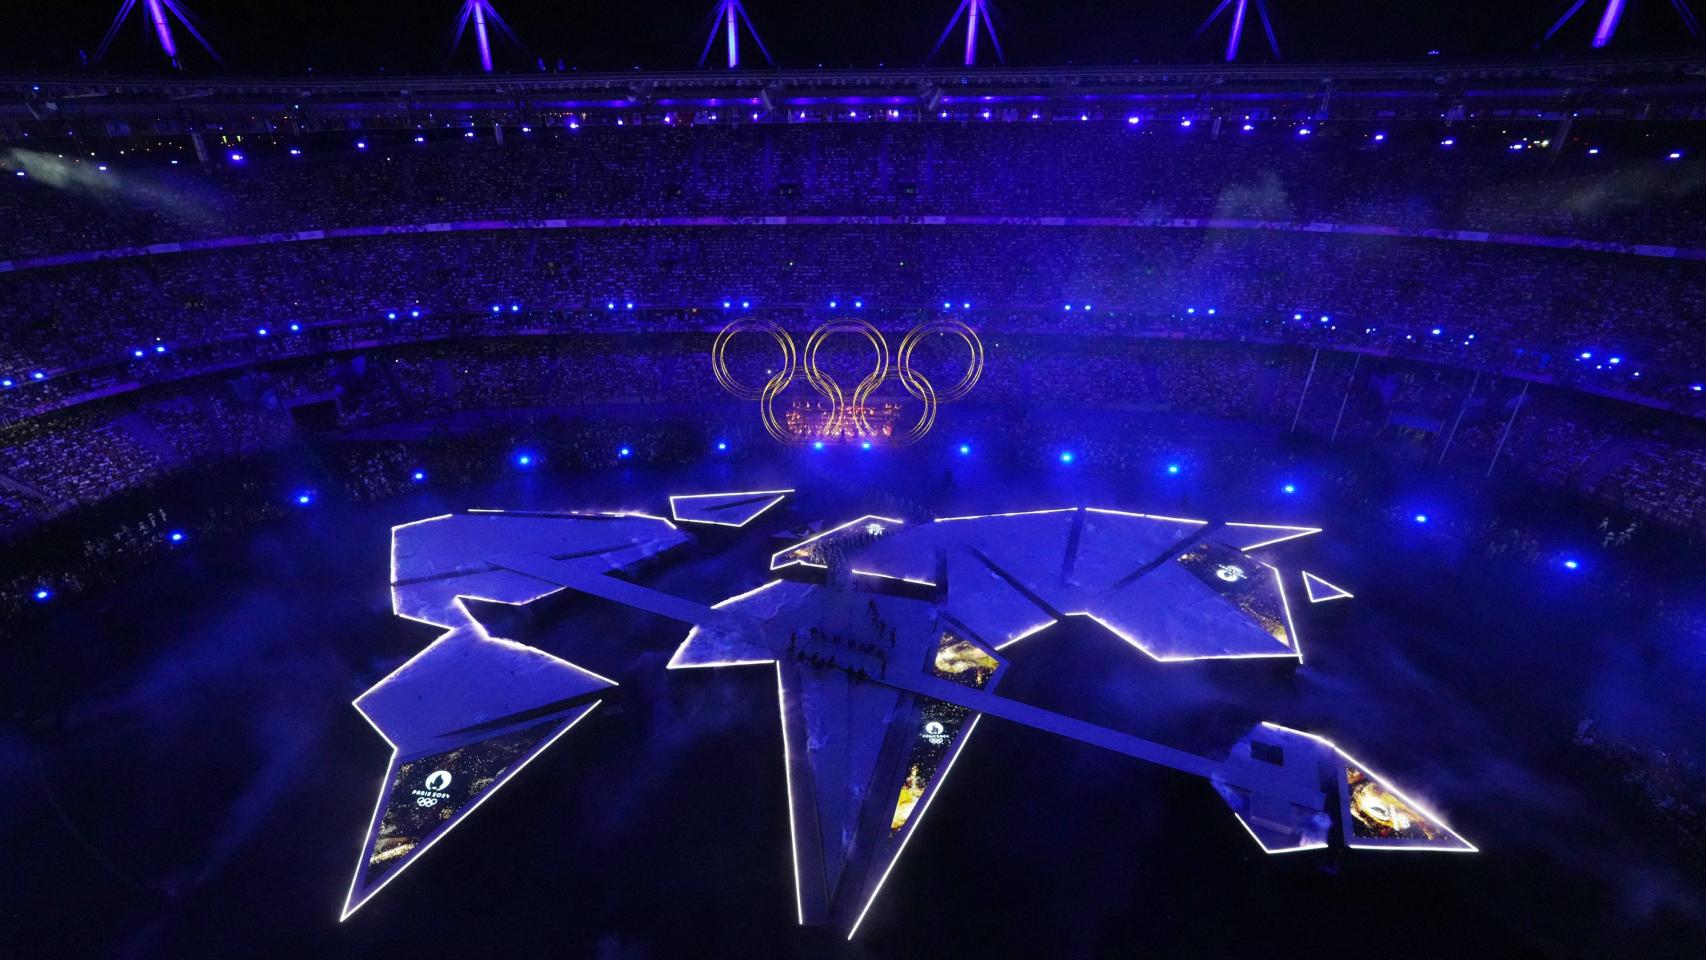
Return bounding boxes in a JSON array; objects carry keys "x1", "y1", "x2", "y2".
[
  {"x1": 1669, "y1": 151, "x2": 1684, "y2": 160},
  {"x1": 228, "y1": 151, "x2": 244, "y2": 162},
  {"x1": 356, "y1": 141, "x2": 367, "y2": 150},
  {"x1": 723, "y1": 301, "x2": 731, "y2": 308},
  {"x1": 409, "y1": 309, "x2": 421, "y2": 318},
  {"x1": 1431, "y1": 328, "x2": 1442, "y2": 335},
  {"x1": 516, "y1": 453, "x2": 533, "y2": 467},
  {"x1": 1580, "y1": 351, "x2": 1592, "y2": 359},
  {"x1": 1059, "y1": 451, "x2": 1075, "y2": 464},
  {"x1": 959, "y1": 444, "x2": 971, "y2": 455},
  {"x1": 1694, "y1": 384, "x2": 1704, "y2": 392},
  {"x1": 943, "y1": 301, "x2": 952, "y2": 309},
  {"x1": 1413, "y1": 513, "x2": 1429, "y2": 524},
  {"x1": 34, "y1": 588, "x2": 51, "y2": 602},
  {"x1": 387, "y1": 311, "x2": 398, "y2": 320},
  {"x1": 133, "y1": 349, "x2": 145, "y2": 358},
  {"x1": 169, "y1": 530, "x2": 185, "y2": 543},
  {"x1": 1283, "y1": 483, "x2": 1296, "y2": 494},
  {"x1": 1609, "y1": 357, "x2": 1622, "y2": 365},
  {"x1": 1440, "y1": 138, "x2": 1455, "y2": 147},
  {"x1": 412, "y1": 470, "x2": 426, "y2": 482},
  {"x1": 716, "y1": 441, "x2": 728, "y2": 451},
  {"x1": 32, "y1": 371, "x2": 44, "y2": 380},
  {"x1": 1293, "y1": 313, "x2": 1303, "y2": 320},
  {"x1": 491, "y1": 305, "x2": 502, "y2": 313},
  {"x1": 289, "y1": 323, "x2": 301, "y2": 332},
  {"x1": 854, "y1": 300, "x2": 863, "y2": 308},
  {"x1": 1373, "y1": 132, "x2": 1386, "y2": 141},
  {"x1": 1, "y1": 379, "x2": 12, "y2": 387},
  {"x1": 295, "y1": 492, "x2": 313, "y2": 505},
  {"x1": 1298, "y1": 127, "x2": 1312, "y2": 136},
  {"x1": 741, "y1": 301, "x2": 750, "y2": 308},
  {"x1": 812, "y1": 440, "x2": 825, "y2": 451},
  {"x1": 1167, "y1": 463, "x2": 1180, "y2": 475},
  {"x1": 861, "y1": 441, "x2": 872, "y2": 450},
  {"x1": 625, "y1": 302, "x2": 634, "y2": 310},
  {"x1": 289, "y1": 147, "x2": 302, "y2": 156},
  {"x1": 829, "y1": 300, "x2": 837, "y2": 308},
  {"x1": 618, "y1": 446, "x2": 632, "y2": 458},
  {"x1": 1563, "y1": 559, "x2": 1580, "y2": 570},
  {"x1": 607, "y1": 302, "x2": 616, "y2": 310},
  {"x1": 962, "y1": 302, "x2": 970, "y2": 309},
  {"x1": 154, "y1": 344, "x2": 166, "y2": 353},
  {"x1": 257, "y1": 327, "x2": 268, "y2": 336}
]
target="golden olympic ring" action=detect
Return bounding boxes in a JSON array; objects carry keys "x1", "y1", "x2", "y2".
[{"x1": 712, "y1": 317, "x2": 984, "y2": 446}]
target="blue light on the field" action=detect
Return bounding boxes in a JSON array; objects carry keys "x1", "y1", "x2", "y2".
[
  {"x1": 1563, "y1": 559, "x2": 1580, "y2": 570},
  {"x1": 943, "y1": 301, "x2": 952, "y2": 309},
  {"x1": 829, "y1": 300, "x2": 837, "y2": 308},
  {"x1": 169, "y1": 530, "x2": 185, "y2": 543},
  {"x1": 491, "y1": 304, "x2": 501, "y2": 313},
  {"x1": 133, "y1": 349, "x2": 145, "y2": 358},
  {"x1": 1440, "y1": 138, "x2": 1455, "y2": 147},
  {"x1": 625, "y1": 302, "x2": 634, "y2": 310},
  {"x1": 515, "y1": 453, "x2": 534, "y2": 467},
  {"x1": 1669, "y1": 151, "x2": 1684, "y2": 160},
  {"x1": 607, "y1": 302, "x2": 615, "y2": 310},
  {"x1": 1, "y1": 379, "x2": 12, "y2": 387},
  {"x1": 1373, "y1": 132, "x2": 1386, "y2": 141},
  {"x1": 1431, "y1": 328, "x2": 1442, "y2": 335},
  {"x1": 1059, "y1": 451, "x2": 1075, "y2": 464},
  {"x1": 741, "y1": 300, "x2": 750, "y2": 308},
  {"x1": 409, "y1": 309, "x2": 421, "y2": 318},
  {"x1": 32, "y1": 371, "x2": 44, "y2": 380},
  {"x1": 716, "y1": 441, "x2": 728, "y2": 451},
  {"x1": 289, "y1": 323, "x2": 301, "y2": 332},
  {"x1": 1283, "y1": 483, "x2": 1296, "y2": 494},
  {"x1": 412, "y1": 470, "x2": 426, "y2": 482},
  {"x1": 33, "y1": 588, "x2": 51, "y2": 602},
  {"x1": 723, "y1": 301, "x2": 731, "y2": 308},
  {"x1": 356, "y1": 140, "x2": 367, "y2": 150},
  {"x1": 1297, "y1": 127, "x2": 1312, "y2": 136},
  {"x1": 812, "y1": 440, "x2": 825, "y2": 451},
  {"x1": 1166, "y1": 463, "x2": 1180, "y2": 475},
  {"x1": 861, "y1": 440, "x2": 872, "y2": 450},
  {"x1": 229, "y1": 151, "x2": 244, "y2": 162},
  {"x1": 387, "y1": 311, "x2": 398, "y2": 320},
  {"x1": 155, "y1": 343, "x2": 166, "y2": 353},
  {"x1": 289, "y1": 147, "x2": 302, "y2": 156},
  {"x1": 1694, "y1": 384, "x2": 1705, "y2": 392},
  {"x1": 1413, "y1": 513, "x2": 1429, "y2": 524},
  {"x1": 1609, "y1": 356, "x2": 1622, "y2": 365},
  {"x1": 257, "y1": 327, "x2": 268, "y2": 336},
  {"x1": 962, "y1": 302, "x2": 970, "y2": 309},
  {"x1": 618, "y1": 446, "x2": 632, "y2": 458},
  {"x1": 959, "y1": 444, "x2": 971, "y2": 455},
  {"x1": 295, "y1": 492, "x2": 313, "y2": 505},
  {"x1": 854, "y1": 300, "x2": 863, "y2": 308}
]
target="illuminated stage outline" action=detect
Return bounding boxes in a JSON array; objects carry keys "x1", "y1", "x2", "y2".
[
  {"x1": 668, "y1": 488, "x2": 794, "y2": 527},
  {"x1": 348, "y1": 498, "x2": 1476, "y2": 935},
  {"x1": 1302, "y1": 570, "x2": 1354, "y2": 602}
]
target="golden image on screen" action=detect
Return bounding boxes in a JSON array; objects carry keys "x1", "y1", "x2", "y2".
[{"x1": 1347, "y1": 766, "x2": 1448, "y2": 841}]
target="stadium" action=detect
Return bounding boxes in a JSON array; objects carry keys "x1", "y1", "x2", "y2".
[{"x1": 3, "y1": 1, "x2": 1706, "y2": 957}]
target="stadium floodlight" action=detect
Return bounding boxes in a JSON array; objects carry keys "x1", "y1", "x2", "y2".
[
  {"x1": 929, "y1": 0, "x2": 1005, "y2": 66},
  {"x1": 699, "y1": 0, "x2": 773, "y2": 69},
  {"x1": 95, "y1": 0, "x2": 221, "y2": 70},
  {"x1": 1195, "y1": 0, "x2": 1281, "y2": 61},
  {"x1": 449, "y1": 1, "x2": 521, "y2": 73},
  {"x1": 1543, "y1": 0, "x2": 1701, "y2": 48}
]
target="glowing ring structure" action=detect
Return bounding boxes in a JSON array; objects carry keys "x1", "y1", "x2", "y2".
[
  {"x1": 803, "y1": 319, "x2": 889, "y2": 439},
  {"x1": 712, "y1": 318, "x2": 797, "y2": 443},
  {"x1": 712, "y1": 317, "x2": 984, "y2": 446},
  {"x1": 893, "y1": 319, "x2": 984, "y2": 445}
]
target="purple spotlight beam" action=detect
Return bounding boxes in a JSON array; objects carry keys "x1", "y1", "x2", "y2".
[
  {"x1": 1197, "y1": 0, "x2": 1280, "y2": 61},
  {"x1": 928, "y1": 0, "x2": 1004, "y2": 67},
  {"x1": 95, "y1": 0, "x2": 219, "y2": 69},
  {"x1": 698, "y1": 0, "x2": 773, "y2": 70},
  {"x1": 449, "y1": 1, "x2": 521, "y2": 73},
  {"x1": 1544, "y1": 0, "x2": 1698, "y2": 46}
]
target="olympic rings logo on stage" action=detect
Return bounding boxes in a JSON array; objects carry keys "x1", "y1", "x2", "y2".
[{"x1": 712, "y1": 317, "x2": 984, "y2": 446}]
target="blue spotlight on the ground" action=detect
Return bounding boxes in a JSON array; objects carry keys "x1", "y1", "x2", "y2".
[
  {"x1": 168, "y1": 530, "x2": 185, "y2": 543},
  {"x1": 861, "y1": 440, "x2": 872, "y2": 450},
  {"x1": 34, "y1": 587, "x2": 51, "y2": 602},
  {"x1": 1283, "y1": 483, "x2": 1296, "y2": 494},
  {"x1": 412, "y1": 470, "x2": 426, "y2": 482},
  {"x1": 716, "y1": 441, "x2": 728, "y2": 452},
  {"x1": 1167, "y1": 463, "x2": 1181, "y2": 475},
  {"x1": 1413, "y1": 513, "x2": 1429, "y2": 524},
  {"x1": 812, "y1": 440, "x2": 825, "y2": 451},
  {"x1": 959, "y1": 444, "x2": 971, "y2": 455},
  {"x1": 295, "y1": 492, "x2": 313, "y2": 505},
  {"x1": 1059, "y1": 451, "x2": 1075, "y2": 464},
  {"x1": 618, "y1": 446, "x2": 632, "y2": 458},
  {"x1": 1563, "y1": 559, "x2": 1580, "y2": 570},
  {"x1": 515, "y1": 453, "x2": 534, "y2": 467}
]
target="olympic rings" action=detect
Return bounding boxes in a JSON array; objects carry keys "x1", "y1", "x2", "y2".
[{"x1": 712, "y1": 317, "x2": 984, "y2": 446}]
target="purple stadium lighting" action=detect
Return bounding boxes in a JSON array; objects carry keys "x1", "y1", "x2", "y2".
[
  {"x1": 699, "y1": 0, "x2": 772, "y2": 69},
  {"x1": 1196, "y1": 0, "x2": 1281, "y2": 61},
  {"x1": 95, "y1": 0, "x2": 221, "y2": 69},
  {"x1": 449, "y1": 1, "x2": 521, "y2": 73},
  {"x1": 1544, "y1": 0, "x2": 1700, "y2": 47},
  {"x1": 929, "y1": 0, "x2": 1004, "y2": 66}
]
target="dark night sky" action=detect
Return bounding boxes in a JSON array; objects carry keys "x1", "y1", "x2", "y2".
[{"x1": 3, "y1": 0, "x2": 1704, "y2": 75}]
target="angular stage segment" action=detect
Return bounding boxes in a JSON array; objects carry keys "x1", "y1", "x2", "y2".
[
  {"x1": 344, "y1": 702, "x2": 600, "y2": 918},
  {"x1": 1214, "y1": 723, "x2": 1476, "y2": 855},
  {"x1": 346, "y1": 509, "x2": 690, "y2": 919},
  {"x1": 1302, "y1": 571, "x2": 1354, "y2": 602},
  {"x1": 832, "y1": 507, "x2": 1301, "y2": 661},
  {"x1": 669, "y1": 489, "x2": 794, "y2": 527}
]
